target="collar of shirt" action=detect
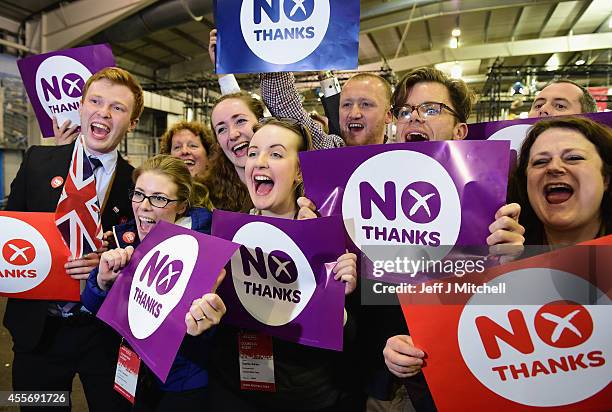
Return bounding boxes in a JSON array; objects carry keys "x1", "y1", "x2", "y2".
[{"x1": 84, "y1": 146, "x2": 118, "y2": 176}]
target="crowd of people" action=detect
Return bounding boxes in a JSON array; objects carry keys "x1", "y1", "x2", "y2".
[{"x1": 3, "y1": 26, "x2": 611, "y2": 412}]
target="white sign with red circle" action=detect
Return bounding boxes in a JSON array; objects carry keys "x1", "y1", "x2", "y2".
[
  {"x1": 0, "y1": 216, "x2": 52, "y2": 293},
  {"x1": 458, "y1": 268, "x2": 611, "y2": 407}
]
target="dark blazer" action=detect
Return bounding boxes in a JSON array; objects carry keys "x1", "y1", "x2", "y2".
[{"x1": 3, "y1": 142, "x2": 134, "y2": 352}]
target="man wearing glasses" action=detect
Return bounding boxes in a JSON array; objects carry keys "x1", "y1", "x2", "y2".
[
  {"x1": 362, "y1": 67, "x2": 475, "y2": 412},
  {"x1": 392, "y1": 67, "x2": 474, "y2": 142}
]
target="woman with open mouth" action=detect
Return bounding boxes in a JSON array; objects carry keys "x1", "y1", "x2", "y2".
[
  {"x1": 160, "y1": 120, "x2": 214, "y2": 180},
  {"x1": 81, "y1": 155, "x2": 225, "y2": 411},
  {"x1": 510, "y1": 116, "x2": 612, "y2": 247},
  {"x1": 209, "y1": 118, "x2": 361, "y2": 411},
  {"x1": 203, "y1": 92, "x2": 266, "y2": 212}
]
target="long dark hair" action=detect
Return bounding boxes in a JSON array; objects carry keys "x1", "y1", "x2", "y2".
[
  {"x1": 508, "y1": 116, "x2": 612, "y2": 244},
  {"x1": 202, "y1": 92, "x2": 265, "y2": 212}
]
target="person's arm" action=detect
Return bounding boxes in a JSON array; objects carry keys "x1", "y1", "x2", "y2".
[
  {"x1": 81, "y1": 267, "x2": 108, "y2": 314},
  {"x1": 318, "y1": 72, "x2": 341, "y2": 136},
  {"x1": 260, "y1": 72, "x2": 345, "y2": 150},
  {"x1": 209, "y1": 29, "x2": 241, "y2": 95}
]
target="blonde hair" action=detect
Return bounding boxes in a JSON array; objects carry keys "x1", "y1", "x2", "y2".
[{"x1": 133, "y1": 155, "x2": 214, "y2": 214}]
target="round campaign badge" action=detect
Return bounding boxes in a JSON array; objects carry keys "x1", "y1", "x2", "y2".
[
  {"x1": 50, "y1": 176, "x2": 64, "y2": 188},
  {"x1": 122, "y1": 232, "x2": 136, "y2": 244}
]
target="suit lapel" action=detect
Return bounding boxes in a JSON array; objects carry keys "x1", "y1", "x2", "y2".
[{"x1": 100, "y1": 154, "x2": 135, "y2": 230}]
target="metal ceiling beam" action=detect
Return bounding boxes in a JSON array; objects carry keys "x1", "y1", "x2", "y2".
[
  {"x1": 359, "y1": 32, "x2": 612, "y2": 72},
  {"x1": 483, "y1": 10, "x2": 491, "y2": 43},
  {"x1": 41, "y1": 0, "x2": 160, "y2": 52},
  {"x1": 424, "y1": 19, "x2": 433, "y2": 50},
  {"x1": 199, "y1": 16, "x2": 214, "y2": 31},
  {"x1": 366, "y1": 33, "x2": 388, "y2": 66},
  {"x1": 510, "y1": 7, "x2": 524, "y2": 40},
  {"x1": 360, "y1": 0, "x2": 575, "y2": 34},
  {"x1": 0, "y1": 15, "x2": 20, "y2": 34},
  {"x1": 144, "y1": 36, "x2": 191, "y2": 61},
  {"x1": 587, "y1": 51, "x2": 603, "y2": 65},
  {"x1": 537, "y1": 3, "x2": 557, "y2": 38},
  {"x1": 169, "y1": 28, "x2": 208, "y2": 50},
  {"x1": 567, "y1": 0, "x2": 593, "y2": 34},
  {"x1": 114, "y1": 55, "x2": 156, "y2": 80},
  {"x1": 361, "y1": 0, "x2": 435, "y2": 20},
  {"x1": 112, "y1": 43, "x2": 166, "y2": 68}
]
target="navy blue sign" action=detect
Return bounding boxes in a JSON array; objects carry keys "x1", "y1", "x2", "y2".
[{"x1": 214, "y1": 0, "x2": 359, "y2": 74}]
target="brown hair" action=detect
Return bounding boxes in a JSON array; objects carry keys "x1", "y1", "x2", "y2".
[
  {"x1": 159, "y1": 121, "x2": 214, "y2": 157},
  {"x1": 133, "y1": 154, "x2": 214, "y2": 215},
  {"x1": 202, "y1": 92, "x2": 266, "y2": 212},
  {"x1": 542, "y1": 79, "x2": 598, "y2": 113},
  {"x1": 82, "y1": 67, "x2": 144, "y2": 121},
  {"x1": 509, "y1": 116, "x2": 612, "y2": 244},
  {"x1": 392, "y1": 67, "x2": 474, "y2": 123}
]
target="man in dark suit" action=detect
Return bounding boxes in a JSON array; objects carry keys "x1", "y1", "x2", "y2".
[{"x1": 4, "y1": 67, "x2": 143, "y2": 411}]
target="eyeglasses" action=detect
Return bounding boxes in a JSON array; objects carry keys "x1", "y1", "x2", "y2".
[
  {"x1": 129, "y1": 190, "x2": 179, "y2": 208},
  {"x1": 393, "y1": 102, "x2": 462, "y2": 122}
]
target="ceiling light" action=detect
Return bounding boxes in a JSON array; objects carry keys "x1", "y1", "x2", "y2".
[
  {"x1": 451, "y1": 28, "x2": 461, "y2": 37},
  {"x1": 449, "y1": 37, "x2": 459, "y2": 48},
  {"x1": 575, "y1": 58, "x2": 585, "y2": 65}
]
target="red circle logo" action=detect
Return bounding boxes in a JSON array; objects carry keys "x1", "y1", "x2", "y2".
[
  {"x1": 534, "y1": 301, "x2": 593, "y2": 348},
  {"x1": 122, "y1": 232, "x2": 136, "y2": 244},
  {"x1": 50, "y1": 176, "x2": 64, "y2": 188},
  {"x1": 2, "y1": 239, "x2": 37, "y2": 266}
]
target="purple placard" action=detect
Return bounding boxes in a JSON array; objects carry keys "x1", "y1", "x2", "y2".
[
  {"x1": 97, "y1": 221, "x2": 239, "y2": 382},
  {"x1": 17, "y1": 44, "x2": 116, "y2": 137},
  {"x1": 300, "y1": 141, "x2": 510, "y2": 283},
  {"x1": 212, "y1": 210, "x2": 347, "y2": 351},
  {"x1": 467, "y1": 111, "x2": 612, "y2": 152}
]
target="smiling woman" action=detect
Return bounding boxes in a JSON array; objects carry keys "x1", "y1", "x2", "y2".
[
  {"x1": 160, "y1": 121, "x2": 214, "y2": 179},
  {"x1": 81, "y1": 155, "x2": 223, "y2": 411},
  {"x1": 509, "y1": 117, "x2": 612, "y2": 246},
  {"x1": 202, "y1": 92, "x2": 265, "y2": 212}
]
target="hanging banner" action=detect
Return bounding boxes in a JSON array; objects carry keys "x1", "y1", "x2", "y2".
[
  {"x1": 17, "y1": 44, "x2": 116, "y2": 137},
  {"x1": 399, "y1": 237, "x2": 612, "y2": 412},
  {"x1": 212, "y1": 210, "x2": 347, "y2": 351},
  {"x1": 300, "y1": 141, "x2": 510, "y2": 284},
  {"x1": 97, "y1": 221, "x2": 239, "y2": 382},
  {"x1": 0, "y1": 211, "x2": 76, "y2": 301},
  {"x1": 469, "y1": 111, "x2": 612, "y2": 152},
  {"x1": 214, "y1": 0, "x2": 360, "y2": 74}
]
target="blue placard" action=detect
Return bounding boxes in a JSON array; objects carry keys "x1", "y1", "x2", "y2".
[{"x1": 214, "y1": 0, "x2": 360, "y2": 74}]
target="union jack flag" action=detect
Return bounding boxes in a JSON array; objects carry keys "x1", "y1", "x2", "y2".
[{"x1": 55, "y1": 136, "x2": 102, "y2": 258}]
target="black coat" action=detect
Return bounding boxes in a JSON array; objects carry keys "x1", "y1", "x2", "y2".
[{"x1": 3, "y1": 142, "x2": 134, "y2": 351}]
